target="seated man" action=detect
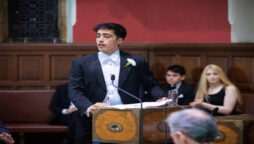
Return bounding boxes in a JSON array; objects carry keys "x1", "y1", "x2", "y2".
[
  {"x1": 49, "y1": 83, "x2": 77, "y2": 144},
  {"x1": 49, "y1": 83, "x2": 77, "y2": 125},
  {"x1": 166, "y1": 108, "x2": 218, "y2": 144},
  {"x1": 0, "y1": 121, "x2": 15, "y2": 144},
  {"x1": 163, "y1": 65, "x2": 195, "y2": 105}
]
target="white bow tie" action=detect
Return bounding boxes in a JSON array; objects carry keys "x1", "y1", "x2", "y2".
[{"x1": 100, "y1": 53, "x2": 119, "y2": 64}]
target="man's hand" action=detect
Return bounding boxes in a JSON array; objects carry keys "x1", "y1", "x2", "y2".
[
  {"x1": 88, "y1": 103, "x2": 109, "y2": 114},
  {"x1": 67, "y1": 107, "x2": 78, "y2": 114},
  {"x1": 0, "y1": 132, "x2": 15, "y2": 144},
  {"x1": 156, "y1": 97, "x2": 169, "y2": 102}
]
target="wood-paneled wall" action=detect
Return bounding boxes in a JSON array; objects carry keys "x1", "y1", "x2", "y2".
[{"x1": 0, "y1": 43, "x2": 254, "y2": 92}]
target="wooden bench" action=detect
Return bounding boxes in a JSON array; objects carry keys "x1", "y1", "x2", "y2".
[
  {"x1": 0, "y1": 90, "x2": 253, "y2": 144},
  {"x1": 242, "y1": 93, "x2": 254, "y2": 114},
  {"x1": 0, "y1": 90, "x2": 68, "y2": 144}
]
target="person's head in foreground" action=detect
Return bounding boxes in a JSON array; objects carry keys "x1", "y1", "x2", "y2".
[{"x1": 166, "y1": 108, "x2": 218, "y2": 144}]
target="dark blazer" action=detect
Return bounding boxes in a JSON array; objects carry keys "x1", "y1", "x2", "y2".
[
  {"x1": 49, "y1": 83, "x2": 70, "y2": 125},
  {"x1": 163, "y1": 82, "x2": 195, "y2": 105},
  {"x1": 69, "y1": 51, "x2": 165, "y2": 116}
]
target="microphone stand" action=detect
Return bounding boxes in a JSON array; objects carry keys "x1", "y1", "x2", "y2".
[
  {"x1": 168, "y1": 101, "x2": 186, "y2": 110},
  {"x1": 140, "y1": 95, "x2": 143, "y2": 144},
  {"x1": 111, "y1": 75, "x2": 144, "y2": 144},
  {"x1": 163, "y1": 91, "x2": 186, "y2": 144},
  {"x1": 164, "y1": 101, "x2": 168, "y2": 144},
  {"x1": 113, "y1": 87, "x2": 144, "y2": 144}
]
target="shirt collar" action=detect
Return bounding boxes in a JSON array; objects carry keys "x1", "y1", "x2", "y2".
[
  {"x1": 98, "y1": 50, "x2": 120, "y2": 63},
  {"x1": 174, "y1": 81, "x2": 182, "y2": 90}
]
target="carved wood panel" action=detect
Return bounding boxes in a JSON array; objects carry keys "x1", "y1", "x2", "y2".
[
  {"x1": 18, "y1": 55, "x2": 44, "y2": 81},
  {"x1": 206, "y1": 56, "x2": 228, "y2": 73},
  {"x1": 0, "y1": 43, "x2": 253, "y2": 92},
  {"x1": 179, "y1": 56, "x2": 202, "y2": 83},
  {"x1": 0, "y1": 55, "x2": 11, "y2": 81},
  {"x1": 231, "y1": 57, "x2": 252, "y2": 83},
  {"x1": 151, "y1": 55, "x2": 175, "y2": 83},
  {"x1": 50, "y1": 55, "x2": 75, "y2": 81}
]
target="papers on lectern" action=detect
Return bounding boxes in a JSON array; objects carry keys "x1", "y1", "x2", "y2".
[{"x1": 107, "y1": 99, "x2": 172, "y2": 110}]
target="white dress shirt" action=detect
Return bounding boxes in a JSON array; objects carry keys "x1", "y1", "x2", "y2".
[
  {"x1": 98, "y1": 50, "x2": 122, "y2": 105},
  {"x1": 171, "y1": 81, "x2": 182, "y2": 91}
]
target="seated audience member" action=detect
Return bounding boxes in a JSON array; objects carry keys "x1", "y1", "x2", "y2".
[
  {"x1": 0, "y1": 121, "x2": 15, "y2": 144},
  {"x1": 49, "y1": 83, "x2": 77, "y2": 125},
  {"x1": 190, "y1": 64, "x2": 242, "y2": 115},
  {"x1": 49, "y1": 83, "x2": 77, "y2": 144},
  {"x1": 162, "y1": 65, "x2": 195, "y2": 105},
  {"x1": 166, "y1": 108, "x2": 218, "y2": 144}
]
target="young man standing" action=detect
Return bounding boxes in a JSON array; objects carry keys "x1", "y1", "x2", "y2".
[{"x1": 68, "y1": 23, "x2": 165, "y2": 144}]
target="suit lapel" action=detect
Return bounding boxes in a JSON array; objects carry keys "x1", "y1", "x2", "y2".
[
  {"x1": 178, "y1": 82, "x2": 185, "y2": 95},
  {"x1": 119, "y1": 51, "x2": 132, "y2": 87},
  {"x1": 89, "y1": 53, "x2": 106, "y2": 90},
  {"x1": 89, "y1": 51, "x2": 133, "y2": 89}
]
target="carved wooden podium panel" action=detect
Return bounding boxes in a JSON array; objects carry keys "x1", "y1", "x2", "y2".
[
  {"x1": 92, "y1": 106, "x2": 180, "y2": 144},
  {"x1": 214, "y1": 114, "x2": 254, "y2": 144},
  {"x1": 93, "y1": 107, "x2": 254, "y2": 144}
]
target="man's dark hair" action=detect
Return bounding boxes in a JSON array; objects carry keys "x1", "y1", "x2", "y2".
[
  {"x1": 167, "y1": 65, "x2": 186, "y2": 75},
  {"x1": 93, "y1": 23, "x2": 127, "y2": 39}
]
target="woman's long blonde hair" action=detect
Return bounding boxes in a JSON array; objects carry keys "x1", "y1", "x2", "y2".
[{"x1": 195, "y1": 64, "x2": 242, "y2": 111}]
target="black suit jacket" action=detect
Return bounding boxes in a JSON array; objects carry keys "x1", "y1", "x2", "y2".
[
  {"x1": 49, "y1": 83, "x2": 71, "y2": 125},
  {"x1": 163, "y1": 82, "x2": 195, "y2": 105},
  {"x1": 69, "y1": 51, "x2": 165, "y2": 116}
]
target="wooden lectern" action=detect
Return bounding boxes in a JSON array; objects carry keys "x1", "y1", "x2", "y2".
[
  {"x1": 92, "y1": 106, "x2": 181, "y2": 144},
  {"x1": 93, "y1": 106, "x2": 254, "y2": 144}
]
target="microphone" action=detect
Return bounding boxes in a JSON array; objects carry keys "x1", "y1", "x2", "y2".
[
  {"x1": 110, "y1": 74, "x2": 144, "y2": 144},
  {"x1": 110, "y1": 74, "x2": 141, "y2": 102}
]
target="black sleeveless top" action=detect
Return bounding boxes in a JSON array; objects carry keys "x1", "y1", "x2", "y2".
[
  {"x1": 205, "y1": 88, "x2": 225, "y2": 106},
  {"x1": 204, "y1": 87, "x2": 241, "y2": 115},
  {"x1": 204, "y1": 88, "x2": 225, "y2": 116}
]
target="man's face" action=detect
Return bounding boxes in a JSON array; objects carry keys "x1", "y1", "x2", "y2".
[
  {"x1": 165, "y1": 70, "x2": 185, "y2": 85},
  {"x1": 96, "y1": 29, "x2": 123, "y2": 55},
  {"x1": 170, "y1": 131, "x2": 199, "y2": 144},
  {"x1": 170, "y1": 132, "x2": 182, "y2": 144}
]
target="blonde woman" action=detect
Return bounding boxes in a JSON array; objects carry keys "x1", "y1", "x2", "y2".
[{"x1": 190, "y1": 64, "x2": 242, "y2": 115}]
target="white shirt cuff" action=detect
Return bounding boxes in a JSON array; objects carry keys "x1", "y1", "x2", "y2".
[
  {"x1": 61, "y1": 109, "x2": 68, "y2": 115},
  {"x1": 85, "y1": 106, "x2": 93, "y2": 117}
]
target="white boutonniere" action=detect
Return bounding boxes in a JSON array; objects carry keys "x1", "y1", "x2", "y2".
[
  {"x1": 178, "y1": 94, "x2": 184, "y2": 99},
  {"x1": 125, "y1": 58, "x2": 136, "y2": 67}
]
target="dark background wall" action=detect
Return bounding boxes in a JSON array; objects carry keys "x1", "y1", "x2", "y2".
[{"x1": 73, "y1": 0, "x2": 230, "y2": 43}]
